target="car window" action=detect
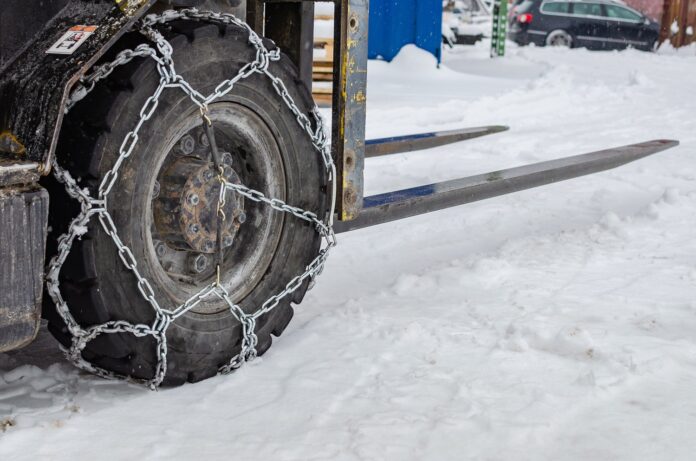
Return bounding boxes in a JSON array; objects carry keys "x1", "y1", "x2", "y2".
[
  {"x1": 516, "y1": 0, "x2": 536, "y2": 13},
  {"x1": 541, "y1": 1, "x2": 570, "y2": 13},
  {"x1": 604, "y1": 4, "x2": 642, "y2": 21},
  {"x1": 571, "y1": 2, "x2": 603, "y2": 17},
  {"x1": 459, "y1": 0, "x2": 484, "y2": 13}
]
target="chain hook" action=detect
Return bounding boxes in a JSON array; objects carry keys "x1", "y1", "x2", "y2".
[{"x1": 200, "y1": 104, "x2": 213, "y2": 127}]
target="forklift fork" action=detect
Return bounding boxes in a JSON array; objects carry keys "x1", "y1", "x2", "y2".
[
  {"x1": 251, "y1": 0, "x2": 678, "y2": 232},
  {"x1": 336, "y1": 139, "x2": 678, "y2": 233}
]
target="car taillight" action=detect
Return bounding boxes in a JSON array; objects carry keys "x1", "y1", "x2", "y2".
[{"x1": 517, "y1": 13, "x2": 533, "y2": 23}]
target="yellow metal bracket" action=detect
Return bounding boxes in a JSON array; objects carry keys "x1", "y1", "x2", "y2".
[{"x1": 115, "y1": 0, "x2": 148, "y2": 16}]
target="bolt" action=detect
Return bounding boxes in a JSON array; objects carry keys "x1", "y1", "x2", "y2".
[
  {"x1": 188, "y1": 253, "x2": 209, "y2": 274},
  {"x1": 236, "y1": 212, "x2": 247, "y2": 224},
  {"x1": 179, "y1": 134, "x2": 195, "y2": 155},
  {"x1": 204, "y1": 170, "x2": 214, "y2": 182},
  {"x1": 344, "y1": 189, "x2": 357, "y2": 205},
  {"x1": 189, "y1": 224, "x2": 200, "y2": 234},
  {"x1": 221, "y1": 152, "x2": 234, "y2": 166},
  {"x1": 187, "y1": 193, "x2": 200, "y2": 206},
  {"x1": 345, "y1": 152, "x2": 355, "y2": 169},
  {"x1": 154, "y1": 240, "x2": 167, "y2": 258},
  {"x1": 223, "y1": 235, "x2": 234, "y2": 248},
  {"x1": 199, "y1": 132, "x2": 210, "y2": 147},
  {"x1": 153, "y1": 180, "x2": 160, "y2": 199}
]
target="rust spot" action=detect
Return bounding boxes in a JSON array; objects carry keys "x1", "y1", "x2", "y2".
[
  {"x1": 344, "y1": 149, "x2": 356, "y2": 171},
  {"x1": 344, "y1": 188, "x2": 358, "y2": 206},
  {"x1": 354, "y1": 91, "x2": 366, "y2": 104},
  {"x1": 114, "y1": 0, "x2": 147, "y2": 16},
  {"x1": 0, "y1": 131, "x2": 26, "y2": 157}
]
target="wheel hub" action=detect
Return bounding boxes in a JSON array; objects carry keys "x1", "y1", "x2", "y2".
[
  {"x1": 154, "y1": 155, "x2": 244, "y2": 254},
  {"x1": 147, "y1": 104, "x2": 286, "y2": 313}
]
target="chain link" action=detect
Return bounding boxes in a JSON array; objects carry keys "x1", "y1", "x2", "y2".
[{"x1": 46, "y1": 9, "x2": 337, "y2": 389}]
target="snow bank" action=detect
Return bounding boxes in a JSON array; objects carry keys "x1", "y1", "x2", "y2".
[
  {"x1": 2, "y1": 42, "x2": 696, "y2": 461},
  {"x1": 368, "y1": 44, "x2": 460, "y2": 80}
]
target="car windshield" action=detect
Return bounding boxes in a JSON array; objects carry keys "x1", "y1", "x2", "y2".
[{"x1": 604, "y1": 4, "x2": 642, "y2": 20}]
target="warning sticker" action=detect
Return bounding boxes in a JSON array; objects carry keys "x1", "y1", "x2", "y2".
[{"x1": 46, "y1": 26, "x2": 98, "y2": 55}]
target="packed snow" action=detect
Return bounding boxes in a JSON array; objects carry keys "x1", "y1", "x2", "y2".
[{"x1": 1, "y1": 41, "x2": 695, "y2": 460}]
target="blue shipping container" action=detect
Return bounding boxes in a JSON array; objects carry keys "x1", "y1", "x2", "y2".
[{"x1": 368, "y1": 0, "x2": 443, "y2": 62}]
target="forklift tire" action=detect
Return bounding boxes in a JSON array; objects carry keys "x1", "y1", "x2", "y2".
[{"x1": 44, "y1": 22, "x2": 327, "y2": 385}]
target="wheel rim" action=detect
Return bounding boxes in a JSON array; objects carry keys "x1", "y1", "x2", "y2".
[
  {"x1": 550, "y1": 32, "x2": 571, "y2": 47},
  {"x1": 147, "y1": 102, "x2": 286, "y2": 315}
]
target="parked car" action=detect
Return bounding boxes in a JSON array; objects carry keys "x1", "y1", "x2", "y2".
[
  {"x1": 443, "y1": 0, "x2": 493, "y2": 45},
  {"x1": 508, "y1": 0, "x2": 660, "y2": 51}
]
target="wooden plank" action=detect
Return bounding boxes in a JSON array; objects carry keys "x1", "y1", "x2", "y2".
[
  {"x1": 660, "y1": 0, "x2": 696, "y2": 47},
  {"x1": 312, "y1": 92, "x2": 333, "y2": 106}
]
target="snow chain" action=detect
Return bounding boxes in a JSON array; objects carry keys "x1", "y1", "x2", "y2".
[{"x1": 46, "y1": 9, "x2": 337, "y2": 389}]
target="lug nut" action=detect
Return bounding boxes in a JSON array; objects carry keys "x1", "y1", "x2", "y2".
[
  {"x1": 179, "y1": 134, "x2": 195, "y2": 155},
  {"x1": 223, "y1": 235, "x2": 234, "y2": 248},
  {"x1": 236, "y1": 212, "x2": 247, "y2": 224},
  {"x1": 189, "y1": 224, "x2": 200, "y2": 234},
  {"x1": 199, "y1": 132, "x2": 210, "y2": 147},
  {"x1": 154, "y1": 240, "x2": 167, "y2": 258},
  {"x1": 221, "y1": 152, "x2": 234, "y2": 166},
  {"x1": 187, "y1": 193, "x2": 200, "y2": 206},
  {"x1": 204, "y1": 170, "x2": 214, "y2": 182},
  {"x1": 188, "y1": 253, "x2": 209, "y2": 274}
]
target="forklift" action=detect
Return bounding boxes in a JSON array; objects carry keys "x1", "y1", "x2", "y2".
[{"x1": 0, "y1": 0, "x2": 678, "y2": 387}]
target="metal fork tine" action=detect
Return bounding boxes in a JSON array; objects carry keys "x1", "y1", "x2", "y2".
[
  {"x1": 337, "y1": 139, "x2": 679, "y2": 233},
  {"x1": 365, "y1": 125, "x2": 509, "y2": 158}
]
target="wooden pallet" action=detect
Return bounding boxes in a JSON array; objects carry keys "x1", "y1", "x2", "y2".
[
  {"x1": 313, "y1": 60, "x2": 333, "y2": 82},
  {"x1": 312, "y1": 37, "x2": 334, "y2": 105},
  {"x1": 311, "y1": 86, "x2": 333, "y2": 106}
]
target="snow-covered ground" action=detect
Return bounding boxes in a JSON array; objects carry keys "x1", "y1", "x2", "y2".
[{"x1": 2, "y1": 41, "x2": 696, "y2": 460}]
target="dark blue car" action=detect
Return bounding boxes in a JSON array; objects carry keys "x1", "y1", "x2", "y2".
[{"x1": 508, "y1": 0, "x2": 660, "y2": 51}]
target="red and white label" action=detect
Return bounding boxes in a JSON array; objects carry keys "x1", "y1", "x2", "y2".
[{"x1": 46, "y1": 26, "x2": 97, "y2": 55}]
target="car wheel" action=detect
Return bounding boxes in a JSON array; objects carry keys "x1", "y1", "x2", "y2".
[{"x1": 546, "y1": 29, "x2": 573, "y2": 48}]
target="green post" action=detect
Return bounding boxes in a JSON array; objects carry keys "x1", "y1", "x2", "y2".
[{"x1": 490, "y1": 0, "x2": 509, "y2": 57}]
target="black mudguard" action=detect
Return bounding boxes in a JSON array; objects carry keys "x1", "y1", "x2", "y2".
[
  {"x1": 0, "y1": 0, "x2": 156, "y2": 352},
  {"x1": 0, "y1": 184, "x2": 49, "y2": 353},
  {"x1": 0, "y1": 0, "x2": 156, "y2": 170}
]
